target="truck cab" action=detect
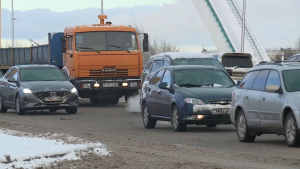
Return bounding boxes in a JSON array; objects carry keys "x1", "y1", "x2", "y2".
[{"x1": 60, "y1": 15, "x2": 149, "y2": 105}]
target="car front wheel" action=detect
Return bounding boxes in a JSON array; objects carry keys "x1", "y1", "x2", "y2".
[
  {"x1": 285, "y1": 112, "x2": 300, "y2": 147},
  {"x1": 142, "y1": 103, "x2": 156, "y2": 129},
  {"x1": 66, "y1": 107, "x2": 78, "y2": 114},
  {"x1": 172, "y1": 105, "x2": 187, "y2": 132},
  {"x1": 236, "y1": 109, "x2": 255, "y2": 142},
  {"x1": 0, "y1": 94, "x2": 7, "y2": 113},
  {"x1": 15, "y1": 96, "x2": 25, "y2": 115}
]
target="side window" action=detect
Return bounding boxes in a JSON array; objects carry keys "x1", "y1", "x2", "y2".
[
  {"x1": 10, "y1": 68, "x2": 17, "y2": 79},
  {"x1": 149, "y1": 69, "x2": 165, "y2": 85},
  {"x1": 251, "y1": 70, "x2": 270, "y2": 91},
  {"x1": 163, "y1": 61, "x2": 170, "y2": 67},
  {"x1": 68, "y1": 36, "x2": 73, "y2": 50},
  {"x1": 150, "y1": 61, "x2": 164, "y2": 73},
  {"x1": 265, "y1": 70, "x2": 281, "y2": 88},
  {"x1": 289, "y1": 56, "x2": 296, "y2": 60},
  {"x1": 12, "y1": 69, "x2": 18, "y2": 80},
  {"x1": 4, "y1": 68, "x2": 13, "y2": 79},
  {"x1": 161, "y1": 69, "x2": 171, "y2": 85},
  {"x1": 296, "y1": 56, "x2": 300, "y2": 60},
  {"x1": 145, "y1": 61, "x2": 153, "y2": 72},
  {"x1": 239, "y1": 71, "x2": 259, "y2": 89}
]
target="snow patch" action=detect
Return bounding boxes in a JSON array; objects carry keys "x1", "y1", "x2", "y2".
[
  {"x1": 126, "y1": 95, "x2": 141, "y2": 113},
  {"x1": 0, "y1": 129, "x2": 110, "y2": 169},
  {"x1": 150, "y1": 52, "x2": 214, "y2": 60},
  {"x1": 193, "y1": 104, "x2": 232, "y2": 113}
]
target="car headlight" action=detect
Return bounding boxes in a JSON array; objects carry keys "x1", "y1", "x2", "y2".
[
  {"x1": 71, "y1": 87, "x2": 77, "y2": 93},
  {"x1": 23, "y1": 88, "x2": 32, "y2": 94},
  {"x1": 183, "y1": 98, "x2": 205, "y2": 105}
]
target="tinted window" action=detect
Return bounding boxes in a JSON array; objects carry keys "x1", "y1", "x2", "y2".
[
  {"x1": 150, "y1": 69, "x2": 165, "y2": 85},
  {"x1": 251, "y1": 70, "x2": 270, "y2": 91},
  {"x1": 265, "y1": 70, "x2": 281, "y2": 89},
  {"x1": 4, "y1": 68, "x2": 13, "y2": 79},
  {"x1": 20, "y1": 67, "x2": 67, "y2": 81},
  {"x1": 145, "y1": 61, "x2": 153, "y2": 72},
  {"x1": 172, "y1": 58, "x2": 225, "y2": 71},
  {"x1": 174, "y1": 69, "x2": 234, "y2": 87},
  {"x1": 239, "y1": 71, "x2": 259, "y2": 89},
  {"x1": 282, "y1": 70, "x2": 300, "y2": 92},
  {"x1": 289, "y1": 56, "x2": 296, "y2": 60},
  {"x1": 161, "y1": 70, "x2": 171, "y2": 85},
  {"x1": 222, "y1": 56, "x2": 253, "y2": 68},
  {"x1": 151, "y1": 61, "x2": 164, "y2": 73}
]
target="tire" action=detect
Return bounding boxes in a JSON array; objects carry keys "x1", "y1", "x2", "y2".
[
  {"x1": 142, "y1": 103, "x2": 156, "y2": 129},
  {"x1": 0, "y1": 94, "x2": 7, "y2": 113},
  {"x1": 172, "y1": 105, "x2": 187, "y2": 132},
  {"x1": 15, "y1": 96, "x2": 25, "y2": 115},
  {"x1": 236, "y1": 110, "x2": 256, "y2": 142},
  {"x1": 109, "y1": 98, "x2": 119, "y2": 105},
  {"x1": 99, "y1": 99, "x2": 109, "y2": 105},
  {"x1": 90, "y1": 98, "x2": 100, "y2": 104},
  {"x1": 285, "y1": 112, "x2": 300, "y2": 147},
  {"x1": 66, "y1": 107, "x2": 78, "y2": 114},
  {"x1": 207, "y1": 124, "x2": 217, "y2": 128}
]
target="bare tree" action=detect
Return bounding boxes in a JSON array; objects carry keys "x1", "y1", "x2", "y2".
[
  {"x1": 1, "y1": 39, "x2": 30, "y2": 48},
  {"x1": 296, "y1": 37, "x2": 300, "y2": 50},
  {"x1": 134, "y1": 22, "x2": 185, "y2": 63}
]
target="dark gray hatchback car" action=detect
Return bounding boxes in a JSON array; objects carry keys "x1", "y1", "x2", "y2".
[{"x1": 0, "y1": 65, "x2": 78, "y2": 115}]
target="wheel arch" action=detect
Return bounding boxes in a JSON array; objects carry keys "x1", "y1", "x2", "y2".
[{"x1": 282, "y1": 107, "x2": 293, "y2": 128}]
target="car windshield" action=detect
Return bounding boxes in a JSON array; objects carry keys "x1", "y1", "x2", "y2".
[
  {"x1": 172, "y1": 58, "x2": 226, "y2": 71},
  {"x1": 222, "y1": 56, "x2": 253, "y2": 68},
  {"x1": 75, "y1": 31, "x2": 138, "y2": 52},
  {"x1": 20, "y1": 67, "x2": 67, "y2": 82},
  {"x1": 282, "y1": 69, "x2": 300, "y2": 92},
  {"x1": 174, "y1": 69, "x2": 235, "y2": 87}
]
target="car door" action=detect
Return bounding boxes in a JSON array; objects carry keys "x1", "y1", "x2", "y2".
[
  {"x1": 239, "y1": 70, "x2": 260, "y2": 127},
  {"x1": 7, "y1": 68, "x2": 19, "y2": 105},
  {"x1": 260, "y1": 70, "x2": 282, "y2": 128},
  {"x1": 146, "y1": 69, "x2": 165, "y2": 116},
  {"x1": 141, "y1": 60, "x2": 153, "y2": 84},
  {"x1": 156, "y1": 69, "x2": 172, "y2": 117},
  {"x1": 0, "y1": 68, "x2": 14, "y2": 106},
  {"x1": 146, "y1": 60, "x2": 164, "y2": 83}
]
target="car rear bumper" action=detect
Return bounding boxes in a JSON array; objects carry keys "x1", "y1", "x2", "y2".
[{"x1": 21, "y1": 93, "x2": 78, "y2": 110}]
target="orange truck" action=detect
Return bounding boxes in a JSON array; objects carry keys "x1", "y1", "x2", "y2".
[{"x1": 60, "y1": 14, "x2": 149, "y2": 105}]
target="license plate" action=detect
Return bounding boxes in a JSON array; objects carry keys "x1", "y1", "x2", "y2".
[
  {"x1": 44, "y1": 97, "x2": 63, "y2": 102},
  {"x1": 103, "y1": 83, "x2": 118, "y2": 87},
  {"x1": 211, "y1": 109, "x2": 229, "y2": 115}
]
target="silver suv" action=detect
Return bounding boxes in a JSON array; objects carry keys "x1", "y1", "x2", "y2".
[{"x1": 229, "y1": 61, "x2": 300, "y2": 147}]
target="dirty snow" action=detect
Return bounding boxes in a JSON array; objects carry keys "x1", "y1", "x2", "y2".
[
  {"x1": 150, "y1": 52, "x2": 213, "y2": 60},
  {"x1": 0, "y1": 129, "x2": 110, "y2": 169},
  {"x1": 193, "y1": 104, "x2": 231, "y2": 113}
]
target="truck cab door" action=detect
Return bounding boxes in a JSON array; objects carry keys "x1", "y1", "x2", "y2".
[{"x1": 64, "y1": 36, "x2": 74, "y2": 77}]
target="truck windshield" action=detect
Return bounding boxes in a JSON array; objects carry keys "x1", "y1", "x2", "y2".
[
  {"x1": 75, "y1": 32, "x2": 138, "y2": 52},
  {"x1": 172, "y1": 58, "x2": 226, "y2": 71},
  {"x1": 20, "y1": 67, "x2": 67, "y2": 82},
  {"x1": 222, "y1": 56, "x2": 253, "y2": 68}
]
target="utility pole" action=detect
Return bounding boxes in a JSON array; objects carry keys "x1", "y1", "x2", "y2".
[
  {"x1": 241, "y1": 0, "x2": 246, "y2": 52},
  {"x1": 101, "y1": 0, "x2": 103, "y2": 15},
  {"x1": 11, "y1": 0, "x2": 14, "y2": 48}
]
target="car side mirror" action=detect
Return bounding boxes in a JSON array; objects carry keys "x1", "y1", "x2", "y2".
[
  {"x1": 143, "y1": 33, "x2": 149, "y2": 52},
  {"x1": 226, "y1": 69, "x2": 233, "y2": 76},
  {"x1": 159, "y1": 82, "x2": 169, "y2": 89},
  {"x1": 69, "y1": 76, "x2": 75, "y2": 82},
  {"x1": 8, "y1": 77, "x2": 17, "y2": 83},
  {"x1": 236, "y1": 80, "x2": 241, "y2": 86},
  {"x1": 265, "y1": 85, "x2": 280, "y2": 93}
]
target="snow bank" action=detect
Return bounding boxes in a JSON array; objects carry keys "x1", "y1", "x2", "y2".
[
  {"x1": 150, "y1": 52, "x2": 213, "y2": 60},
  {"x1": 0, "y1": 129, "x2": 110, "y2": 169},
  {"x1": 193, "y1": 104, "x2": 231, "y2": 113}
]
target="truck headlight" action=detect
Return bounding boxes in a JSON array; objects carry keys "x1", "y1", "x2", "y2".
[
  {"x1": 23, "y1": 88, "x2": 32, "y2": 94},
  {"x1": 71, "y1": 87, "x2": 77, "y2": 93},
  {"x1": 183, "y1": 98, "x2": 205, "y2": 105}
]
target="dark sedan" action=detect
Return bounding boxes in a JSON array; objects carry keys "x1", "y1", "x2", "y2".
[
  {"x1": 140, "y1": 65, "x2": 236, "y2": 132},
  {"x1": 0, "y1": 65, "x2": 78, "y2": 115}
]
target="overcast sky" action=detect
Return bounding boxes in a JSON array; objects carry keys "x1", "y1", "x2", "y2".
[{"x1": 1, "y1": 0, "x2": 299, "y2": 51}]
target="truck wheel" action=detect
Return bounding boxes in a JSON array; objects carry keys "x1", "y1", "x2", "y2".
[
  {"x1": 90, "y1": 98, "x2": 100, "y2": 104},
  {"x1": 99, "y1": 99, "x2": 109, "y2": 105},
  {"x1": 109, "y1": 98, "x2": 119, "y2": 105}
]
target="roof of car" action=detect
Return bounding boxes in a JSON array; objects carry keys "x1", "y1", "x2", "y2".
[
  {"x1": 162, "y1": 65, "x2": 220, "y2": 71},
  {"x1": 16, "y1": 65, "x2": 58, "y2": 68},
  {"x1": 149, "y1": 52, "x2": 214, "y2": 60},
  {"x1": 250, "y1": 61, "x2": 300, "y2": 71}
]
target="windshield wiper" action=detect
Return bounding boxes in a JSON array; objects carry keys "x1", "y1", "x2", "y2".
[
  {"x1": 77, "y1": 47, "x2": 100, "y2": 53},
  {"x1": 109, "y1": 45, "x2": 130, "y2": 53},
  {"x1": 178, "y1": 83, "x2": 202, "y2": 87},
  {"x1": 233, "y1": 65, "x2": 247, "y2": 69}
]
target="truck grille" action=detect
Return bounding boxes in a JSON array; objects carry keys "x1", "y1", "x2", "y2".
[
  {"x1": 89, "y1": 69, "x2": 129, "y2": 77},
  {"x1": 33, "y1": 91, "x2": 71, "y2": 102}
]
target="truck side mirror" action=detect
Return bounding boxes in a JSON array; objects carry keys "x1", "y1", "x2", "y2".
[
  {"x1": 143, "y1": 33, "x2": 149, "y2": 52},
  {"x1": 60, "y1": 36, "x2": 67, "y2": 53}
]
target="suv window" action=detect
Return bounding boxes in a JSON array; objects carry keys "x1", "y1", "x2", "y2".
[
  {"x1": 163, "y1": 61, "x2": 170, "y2": 67},
  {"x1": 265, "y1": 70, "x2": 281, "y2": 89},
  {"x1": 145, "y1": 60, "x2": 154, "y2": 72},
  {"x1": 161, "y1": 69, "x2": 171, "y2": 85},
  {"x1": 289, "y1": 56, "x2": 296, "y2": 60},
  {"x1": 151, "y1": 61, "x2": 164, "y2": 73},
  {"x1": 251, "y1": 70, "x2": 270, "y2": 91},
  {"x1": 239, "y1": 71, "x2": 259, "y2": 89},
  {"x1": 4, "y1": 68, "x2": 14, "y2": 79},
  {"x1": 149, "y1": 69, "x2": 165, "y2": 85}
]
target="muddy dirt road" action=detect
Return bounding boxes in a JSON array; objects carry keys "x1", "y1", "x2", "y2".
[{"x1": 0, "y1": 99, "x2": 299, "y2": 169}]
